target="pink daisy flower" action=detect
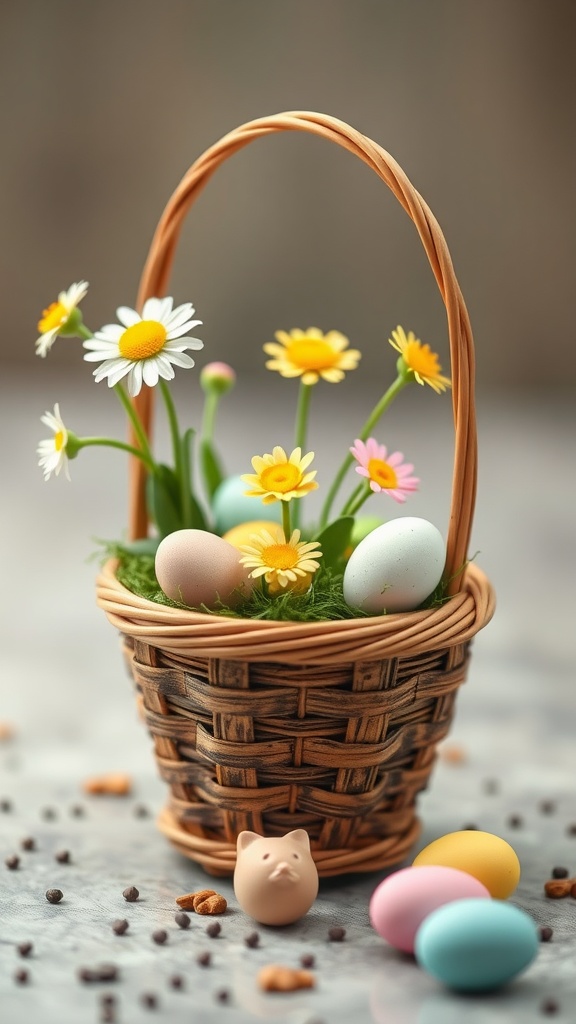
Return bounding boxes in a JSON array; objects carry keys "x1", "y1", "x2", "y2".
[{"x1": 350, "y1": 438, "x2": 419, "y2": 503}]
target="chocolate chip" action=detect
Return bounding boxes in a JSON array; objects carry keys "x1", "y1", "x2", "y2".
[
  {"x1": 1, "y1": 798, "x2": 12, "y2": 812},
  {"x1": 5, "y1": 854, "x2": 19, "y2": 870},
  {"x1": 300, "y1": 953, "x2": 315, "y2": 968},
  {"x1": 21, "y1": 837, "x2": 36, "y2": 851},
  {"x1": 14, "y1": 968, "x2": 29, "y2": 985},
  {"x1": 112, "y1": 919, "x2": 129, "y2": 935},
  {"x1": 141, "y1": 993, "x2": 158, "y2": 1009},
  {"x1": 244, "y1": 931, "x2": 260, "y2": 948},
  {"x1": 206, "y1": 921, "x2": 221, "y2": 938},
  {"x1": 152, "y1": 929, "x2": 167, "y2": 945},
  {"x1": 169, "y1": 974, "x2": 184, "y2": 989},
  {"x1": 215, "y1": 988, "x2": 230, "y2": 1003},
  {"x1": 539, "y1": 799, "x2": 556, "y2": 815},
  {"x1": 78, "y1": 964, "x2": 118, "y2": 983},
  {"x1": 541, "y1": 998, "x2": 559, "y2": 1015},
  {"x1": 551, "y1": 866, "x2": 569, "y2": 879},
  {"x1": 70, "y1": 804, "x2": 85, "y2": 817},
  {"x1": 539, "y1": 926, "x2": 554, "y2": 942},
  {"x1": 100, "y1": 994, "x2": 116, "y2": 1006},
  {"x1": 567, "y1": 823, "x2": 576, "y2": 837},
  {"x1": 328, "y1": 925, "x2": 346, "y2": 941},
  {"x1": 41, "y1": 807, "x2": 57, "y2": 820},
  {"x1": 133, "y1": 804, "x2": 150, "y2": 818},
  {"x1": 122, "y1": 886, "x2": 139, "y2": 902},
  {"x1": 55, "y1": 850, "x2": 71, "y2": 864},
  {"x1": 17, "y1": 942, "x2": 33, "y2": 958},
  {"x1": 45, "y1": 888, "x2": 63, "y2": 904},
  {"x1": 174, "y1": 911, "x2": 190, "y2": 929},
  {"x1": 507, "y1": 814, "x2": 523, "y2": 828},
  {"x1": 197, "y1": 951, "x2": 211, "y2": 967}
]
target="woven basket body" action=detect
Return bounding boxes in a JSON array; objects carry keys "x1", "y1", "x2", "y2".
[{"x1": 97, "y1": 112, "x2": 495, "y2": 877}]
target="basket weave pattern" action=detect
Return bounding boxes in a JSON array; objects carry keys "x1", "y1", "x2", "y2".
[
  {"x1": 96, "y1": 111, "x2": 495, "y2": 877},
  {"x1": 124, "y1": 637, "x2": 468, "y2": 876}
]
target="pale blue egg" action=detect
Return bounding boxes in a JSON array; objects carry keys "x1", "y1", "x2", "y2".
[
  {"x1": 414, "y1": 898, "x2": 539, "y2": 992},
  {"x1": 212, "y1": 475, "x2": 281, "y2": 535}
]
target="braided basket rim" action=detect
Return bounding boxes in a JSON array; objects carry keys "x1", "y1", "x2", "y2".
[{"x1": 96, "y1": 558, "x2": 494, "y2": 665}]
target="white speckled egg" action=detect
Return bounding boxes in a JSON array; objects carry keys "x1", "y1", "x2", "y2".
[
  {"x1": 342, "y1": 517, "x2": 445, "y2": 613},
  {"x1": 212, "y1": 475, "x2": 281, "y2": 535},
  {"x1": 155, "y1": 529, "x2": 252, "y2": 609}
]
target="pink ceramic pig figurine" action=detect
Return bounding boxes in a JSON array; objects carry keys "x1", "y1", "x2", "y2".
[{"x1": 233, "y1": 829, "x2": 319, "y2": 926}]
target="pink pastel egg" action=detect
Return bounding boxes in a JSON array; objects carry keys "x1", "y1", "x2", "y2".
[{"x1": 369, "y1": 864, "x2": 491, "y2": 954}]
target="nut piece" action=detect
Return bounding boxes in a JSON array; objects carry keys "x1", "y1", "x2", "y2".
[
  {"x1": 175, "y1": 889, "x2": 227, "y2": 914},
  {"x1": 544, "y1": 879, "x2": 572, "y2": 898},
  {"x1": 258, "y1": 964, "x2": 315, "y2": 993},
  {"x1": 83, "y1": 774, "x2": 132, "y2": 796}
]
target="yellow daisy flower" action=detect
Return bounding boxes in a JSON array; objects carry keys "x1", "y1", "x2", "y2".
[
  {"x1": 264, "y1": 327, "x2": 361, "y2": 385},
  {"x1": 241, "y1": 446, "x2": 318, "y2": 504},
  {"x1": 239, "y1": 527, "x2": 322, "y2": 595},
  {"x1": 36, "y1": 281, "x2": 89, "y2": 357},
  {"x1": 389, "y1": 326, "x2": 451, "y2": 394}
]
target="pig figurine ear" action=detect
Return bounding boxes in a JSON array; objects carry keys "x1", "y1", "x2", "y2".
[
  {"x1": 284, "y1": 829, "x2": 311, "y2": 850},
  {"x1": 237, "y1": 830, "x2": 262, "y2": 853}
]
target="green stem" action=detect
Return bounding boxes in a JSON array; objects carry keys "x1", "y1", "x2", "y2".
[
  {"x1": 159, "y1": 379, "x2": 191, "y2": 528},
  {"x1": 318, "y1": 372, "x2": 409, "y2": 530},
  {"x1": 76, "y1": 322, "x2": 93, "y2": 341},
  {"x1": 73, "y1": 436, "x2": 157, "y2": 472},
  {"x1": 113, "y1": 383, "x2": 155, "y2": 466},
  {"x1": 292, "y1": 382, "x2": 313, "y2": 532},
  {"x1": 340, "y1": 481, "x2": 366, "y2": 517},
  {"x1": 201, "y1": 391, "x2": 219, "y2": 445},
  {"x1": 281, "y1": 501, "x2": 291, "y2": 539},
  {"x1": 344, "y1": 484, "x2": 372, "y2": 519}
]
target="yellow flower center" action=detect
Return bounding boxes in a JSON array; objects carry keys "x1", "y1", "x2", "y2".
[
  {"x1": 119, "y1": 320, "x2": 167, "y2": 360},
  {"x1": 262, "y1": 543, "x2": 299, "y2": 570},
  {"x1": 260, "y1": 462, "x2": 301, "y2": 493},
  {"x1": 287, "y1": 338, "x2": 338, "y2": 370},
  {"x1": 54, "y1": 430, "x2": 65, "y2": 452},
  {"x1": 404, "y1": 341, "x2": 441, "y2": 378},
  {"x1": 38, "y1": 302, "x2": 67, "y2": 334},
  {"x1": 367, "y1": 458, "x2": 398, "y2": 489}
]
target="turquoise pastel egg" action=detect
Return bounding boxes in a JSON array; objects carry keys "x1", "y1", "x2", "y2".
[
  {"x1": 212, "y1": 475, "x2": 282, "y2": 534},
  {"x1": 414, "y1": 898, "x2": 539, "y2": 992}
]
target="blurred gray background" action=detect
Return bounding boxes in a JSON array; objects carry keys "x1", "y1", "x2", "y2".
[{"x1": 1, "y1": 0, "x2": 575, "y2": 393}]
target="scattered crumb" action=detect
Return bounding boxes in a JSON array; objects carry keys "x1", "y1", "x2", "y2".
[
  {"x1": 82, "y1": 774, "x2": 132, "y2": 797},
  {"x1": 0, "y1": 721, "x2": 15, "y2": 741},
  {"x1": 438, "y1": 743, "x2": 467, "y2": 764},
  {"x1": 257, "y1": 964, "x2": 315, "y2": 992}
]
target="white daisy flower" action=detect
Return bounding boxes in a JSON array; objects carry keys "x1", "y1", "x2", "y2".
[
  {"x1": 83, "y1": 297, "x2": 203, "y2": 397},
  {"x1": 37, "y1": 403, "x2": 71, "y2": 481},
  {"x1": 36, "y1": 281, "x2": 89, "y2": 357}
]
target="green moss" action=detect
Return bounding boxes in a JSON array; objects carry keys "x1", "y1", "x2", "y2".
[{"x1": 99, "y1": 541, "x2": 369, "y2": 622}]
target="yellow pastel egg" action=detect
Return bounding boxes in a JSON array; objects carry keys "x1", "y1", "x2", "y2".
[
  {"x1": 413, "y1": 830, "x2": 520, "y2": 899},
  {"x1": 222, "y1": 521, "x2": 281, "y2": 551}
]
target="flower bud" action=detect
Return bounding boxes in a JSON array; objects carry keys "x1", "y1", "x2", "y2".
[{"x1": 200, "y1": 362, "x2": 236, "y2": 395}]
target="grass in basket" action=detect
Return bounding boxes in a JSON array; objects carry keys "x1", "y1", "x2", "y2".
[{"x1": 102, "y1": 543, "x2": 370, "y2": 622}]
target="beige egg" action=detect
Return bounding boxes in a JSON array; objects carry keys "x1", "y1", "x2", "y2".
[{"x1": 155, "y1": 529, "x2": 252, "y2": 609}]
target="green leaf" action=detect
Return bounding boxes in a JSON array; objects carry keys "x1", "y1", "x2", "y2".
[
  {"x1": 314, "y1": 516, "x2": 354, "y2": 570},
  {"x1": 200, "y1": 438, "x2": 225, "y2": 502},
  {"x1": 146, "y1": 467, "x2": 183, "y2": 538}
]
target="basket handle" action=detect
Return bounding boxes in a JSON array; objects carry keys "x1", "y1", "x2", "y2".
[{"x1": 130, "y1": 111, "x2": 477, "y2": 596}]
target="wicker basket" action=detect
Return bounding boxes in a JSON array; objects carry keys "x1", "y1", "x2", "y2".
[{"x1": 96, "y1": 111, "x2": 495, "y2": 878}]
